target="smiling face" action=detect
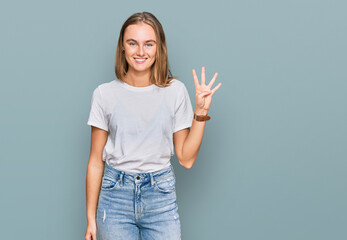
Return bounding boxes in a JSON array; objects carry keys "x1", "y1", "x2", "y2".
[{"x1": 123, "y1": 22, "x2": 157, "y2": 75}]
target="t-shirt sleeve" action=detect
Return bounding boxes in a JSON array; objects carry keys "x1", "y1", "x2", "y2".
[
  {"x1": 173, "y1": 84, "x2": 194, "y2": 133},
  {"x1": 87, "y1": 86, "x2": 109, "y2": 131}
]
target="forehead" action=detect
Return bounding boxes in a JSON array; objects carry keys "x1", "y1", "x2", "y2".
[{"x1": 124, "y1": 22, "x2": 156, "y2": 41}]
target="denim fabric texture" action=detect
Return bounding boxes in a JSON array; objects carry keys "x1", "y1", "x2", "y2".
[{"x1": 96, "y1": 162, "x2": 181, "y2": 240}]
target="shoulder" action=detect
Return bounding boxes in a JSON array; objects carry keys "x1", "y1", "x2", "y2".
[
  {"x1": 166, "y1": 79, "x2": 189, "y2": 93},
  {"x1": 89, "y1": 80, "x2": 117, "y2": 105},
  {"x1": 91, "y1": 79, "x2": 118, "y2": 97},
  {"x1": 169, "y1": 79, "x2": 185, "y2": 87},
  {"x1": 163, "y1": 79, "x2": 191, "y2": 105},
  {"x1": 96, "y1": 79, "x2": 117, "y2": 92}
]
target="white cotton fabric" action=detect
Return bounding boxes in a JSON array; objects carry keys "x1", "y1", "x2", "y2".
[{"x1": 87, "y1": 78, "x2": 194, "y2": 173}]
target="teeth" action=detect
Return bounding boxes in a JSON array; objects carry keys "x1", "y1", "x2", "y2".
[{"x1": 135, "y1": 58, "x2": 146, "y2": 62}]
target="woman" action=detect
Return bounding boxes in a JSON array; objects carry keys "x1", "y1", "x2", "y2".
[{"x1": 85, "y1": 11, "x2": 221, "y2": 240}]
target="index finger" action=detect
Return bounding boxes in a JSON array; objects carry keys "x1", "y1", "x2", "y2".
[{"x1": 192, "y1": 69, "x2": 200, "y2": 88}]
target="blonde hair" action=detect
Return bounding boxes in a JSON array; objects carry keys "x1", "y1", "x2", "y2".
[{"x1": 115, "y1": 12, "x2": 176, "y2": 87}]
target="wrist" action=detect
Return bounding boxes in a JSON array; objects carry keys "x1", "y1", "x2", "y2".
[
  {"x1": 194, "y1": 108, "x2": 208, "y2": 115},
  {"x1": 87, "y1": 216, "x2": 96, "y2": 224}
]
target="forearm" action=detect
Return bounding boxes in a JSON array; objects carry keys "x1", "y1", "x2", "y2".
[
  {"x1": 86, "y1": 160, "x2": 104, "y2": 223},
  {"x1": 181, "y1": 108, "x2": 208, "y2": 168}
]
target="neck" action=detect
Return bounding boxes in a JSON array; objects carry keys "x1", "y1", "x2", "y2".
[{"x1": 124, "y1": 69, "x2": 152, "y2": 87}]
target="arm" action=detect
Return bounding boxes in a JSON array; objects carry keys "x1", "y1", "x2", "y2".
[
  {"x1": 85, "y1": 127, "x2": 107, "y2": 231},
  {"x1": 173, "y1": 108, "x2": 208, "y2": 169},
  {"x1": 173, "y1": 66, "x2": 222, "y2": 169}
]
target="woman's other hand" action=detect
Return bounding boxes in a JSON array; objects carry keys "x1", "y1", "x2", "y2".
[{"x1": 85, "y1": 221, "x2": 97, "y2": 240}]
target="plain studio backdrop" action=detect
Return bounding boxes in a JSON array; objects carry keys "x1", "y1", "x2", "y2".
[{"x1": 1, "y1": 0, "x2": 346, "y2": 239}]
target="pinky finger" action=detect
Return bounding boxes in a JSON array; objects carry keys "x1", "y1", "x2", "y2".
[{"x1": 211, "y1": 82, "x2": 222, "y2": 95}]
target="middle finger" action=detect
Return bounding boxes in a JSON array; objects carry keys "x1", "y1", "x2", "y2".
[{"x1": 201, "y1": 66, "x2": 205, "y2": 85}]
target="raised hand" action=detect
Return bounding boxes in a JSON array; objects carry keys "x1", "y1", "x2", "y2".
[{"x1": 192, "y1": 66, "x2": 222, "y2": 115}]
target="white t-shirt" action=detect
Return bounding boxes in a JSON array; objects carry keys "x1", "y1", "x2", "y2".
[{"x1": 87, "y1": 78, "x2": 194, "y2": 173}]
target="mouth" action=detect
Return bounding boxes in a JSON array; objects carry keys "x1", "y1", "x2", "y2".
[{"x1": 134, "y1": 58, "x2": 148, "y2": 64}]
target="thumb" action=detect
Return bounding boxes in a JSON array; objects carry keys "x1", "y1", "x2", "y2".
[
  {"x1": 198, "y1": 91, "x2": 212, "y2": 98},
  {"x1": 85, "y1": 233, "x2": 91, "y2": 240}
]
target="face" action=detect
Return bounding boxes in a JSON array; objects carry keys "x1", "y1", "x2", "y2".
[{"x1": 123, "y1": 22, "x2": 157, "y2": 74}]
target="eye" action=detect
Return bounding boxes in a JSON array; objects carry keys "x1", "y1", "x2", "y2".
[
  {"x1": 129, "y1": 42, "x2": 136, "y2": 46},
  {"x1": 146, "y1": 44, "x2": 153, "y2": 47}
]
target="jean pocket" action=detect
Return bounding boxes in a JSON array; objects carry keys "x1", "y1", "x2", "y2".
[
  {"x1": 154, "y1": 175, "x2": 176, "y2": 193},
  {"x1": 101, "y1": 173, "x2": 119, "y2": 191}
]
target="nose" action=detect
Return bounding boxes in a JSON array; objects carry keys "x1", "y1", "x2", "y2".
[{"x1": 137, "y1": 45, "x2": 145, "y2": 56}]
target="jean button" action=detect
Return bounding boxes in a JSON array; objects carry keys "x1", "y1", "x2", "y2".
[{"x1": 136, "y1": 176, "x2": 140, "y2": 180}]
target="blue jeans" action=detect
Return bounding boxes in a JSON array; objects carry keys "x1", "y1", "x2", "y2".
[{"x1": 96, "y1": 162, "x2": 181, "y2": 240}]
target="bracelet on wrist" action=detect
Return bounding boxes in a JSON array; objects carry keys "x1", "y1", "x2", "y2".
[{"x1": 193, "y1": 113, "x2": 211, "y2": 121}]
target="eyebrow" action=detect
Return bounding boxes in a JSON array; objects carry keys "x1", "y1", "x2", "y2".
[{"x1": 126, "y1": 39, "x2": 156, "y2": 43}]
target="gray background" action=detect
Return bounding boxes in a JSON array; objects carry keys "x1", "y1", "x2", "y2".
[{"x1": 1, "y1": 0, "x2": 346, "y2": 239}]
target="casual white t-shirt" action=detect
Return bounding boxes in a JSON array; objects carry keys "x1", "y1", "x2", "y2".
[{"x1": 87, "y1": 78, "x2": 194, "y2": 173}]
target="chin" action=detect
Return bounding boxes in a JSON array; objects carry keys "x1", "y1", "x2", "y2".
[
  {"x1": 130, "y1": 66, "x2": 150, "y2": 73},
  {"x1": 133, "y1": 64, "x2": 154, "y2": 72}
]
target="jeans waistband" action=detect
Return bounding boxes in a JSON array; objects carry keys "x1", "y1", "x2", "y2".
[{"x1": 104, "y1": 162, "x2": 175, "y2": 186}]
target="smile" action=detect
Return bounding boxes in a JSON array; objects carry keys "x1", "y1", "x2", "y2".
[{"x1": 134, "y1": 58, "x2": 147, "y2": 64}]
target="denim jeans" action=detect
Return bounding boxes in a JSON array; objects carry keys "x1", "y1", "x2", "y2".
[{"x1": 96, "y1": 162, "x2": 181, "y2": 240}]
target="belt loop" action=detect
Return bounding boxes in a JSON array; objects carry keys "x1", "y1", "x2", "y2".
[
  {"x1": 150, "y1": 172, "x2": 154, "y2": 187},
  {"x1": 119, "y1": 172, "x2": 124, "y2": 186}
]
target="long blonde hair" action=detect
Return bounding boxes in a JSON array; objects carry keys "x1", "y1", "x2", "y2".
[{"x1": 115, "y1": 12, "x2": 176, "y2": 87}]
